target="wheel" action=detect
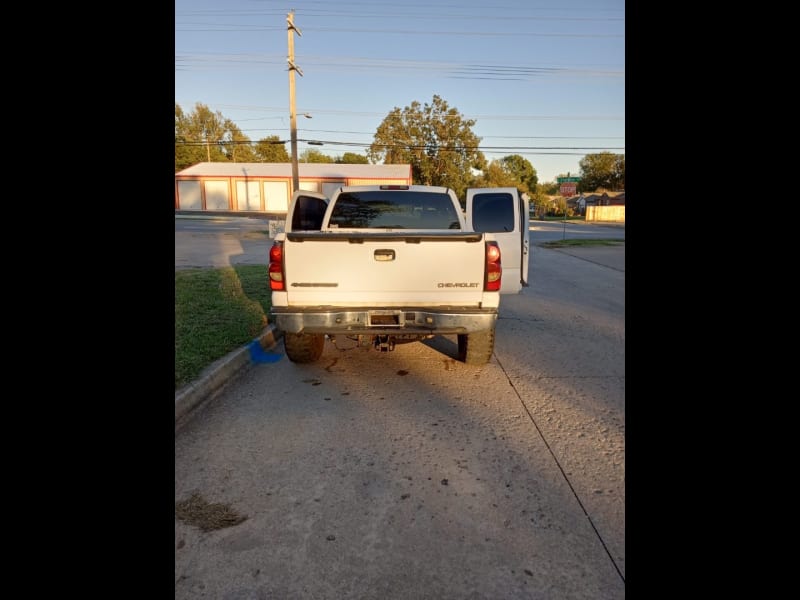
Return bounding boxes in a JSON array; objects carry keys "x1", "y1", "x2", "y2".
[
  {"x1": 283, "y1": 332, "x2": 325, "y2": 363},
  {"x1": 457, "y1": 328, "x2": 495, "y2": 365}
]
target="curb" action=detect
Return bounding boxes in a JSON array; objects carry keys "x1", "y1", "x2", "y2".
[{"x1": 175, "y1": 324, "x2": 284, "y2": 427}]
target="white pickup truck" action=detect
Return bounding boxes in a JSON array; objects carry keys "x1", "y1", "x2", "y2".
[{"x1": 268, "y1": 184, "x2": 529, "y2": 365}]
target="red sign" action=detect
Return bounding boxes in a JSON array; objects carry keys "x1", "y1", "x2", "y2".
[{"x1": 559, "y1": 183, "x2": 577, "y2": 197}]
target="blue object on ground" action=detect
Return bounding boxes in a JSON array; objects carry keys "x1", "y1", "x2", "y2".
[{"x1": 248, "y1": 340, "x2": 283, "y2": 363}]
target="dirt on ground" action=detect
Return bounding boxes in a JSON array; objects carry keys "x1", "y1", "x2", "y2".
[{"x1": 175, "y1": 491, "x2": 248, "y2": 532}]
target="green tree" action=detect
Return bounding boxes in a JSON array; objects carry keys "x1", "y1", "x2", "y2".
[
  {"x1": 613, "y1": 154, "x2": 625, "y2": 190},
  {"x1": 526, "y1": 183, "x2": 553, "y2": 217},
  {"x1": 300, "y1": 149, "x2": 334, "y2": 163},
  {"x1": 175, "y1": 102, "x2": 253, "y2": 171},
  {"x1": 475, "y1": 161, "x2": 518, "y2": 188},
  {"x1": 368, "y1": 95, "x2": 486, "y2": 198},
  {"x1": 336, "y1": 152, "x2": 369, "y2": 164},
  {"x1": 551, "y1": 196, "x2": 568, "y2": 217},
  {"x1": 255, "y1": 136, "x2": 290, "y2": 162},
  {"x1": 578, "y1": 152, "x2": 625, "y2": 192},
  {"x1": 475, "y1": 154, "x2": 538, "y2": 194},
  {"x1": 175, "y1": 104, "x2": 207, "y2": 171},
  {"x1": 221, "y1": 119, "x2": 257, "y2": 163},
  {"x1": 540, "y1": 180, "x2": 560, "y2": 195},
  {"x1": 500, "y1": 155, "x2": 538, "y2": 192},
  {"x1": 523, "y1": 181, "x2": 558, "y2": 218}
]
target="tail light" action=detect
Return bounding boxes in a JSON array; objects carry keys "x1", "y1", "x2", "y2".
[
  {"x1": 485, "y1": 241, "x2": 501, "y2": 291},
  {"x1": 268, "y1": 242, "x2": 285, "y2": 291}
]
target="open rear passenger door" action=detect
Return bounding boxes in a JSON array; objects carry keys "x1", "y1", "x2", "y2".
[
  {"x1": 465, "y1": 187, "x2": 530, "y2": 294},
  {"x1": 286, "y1": 190, "x2": 329, "y2": 232}
]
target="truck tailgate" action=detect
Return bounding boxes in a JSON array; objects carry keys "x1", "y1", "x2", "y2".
[{"x1": 283, "y1": 232, "x2": 487, "y2": 306}]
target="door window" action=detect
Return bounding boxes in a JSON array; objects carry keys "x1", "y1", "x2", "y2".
[
  {"x1": 291, "y1": 196, "x2": 328, "y2": 230},
  {"x1": 472, "y1": 193, "x2": 514, "y2": 232}
]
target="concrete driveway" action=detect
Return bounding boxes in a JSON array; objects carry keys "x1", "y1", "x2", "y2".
[{"x1": 175, "y1": 240, "x2": 625, "y2": 599}]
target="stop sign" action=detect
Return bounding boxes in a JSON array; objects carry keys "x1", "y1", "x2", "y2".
[{"x1": 560, "y1": 183, "x2": 577, "y2": 196}]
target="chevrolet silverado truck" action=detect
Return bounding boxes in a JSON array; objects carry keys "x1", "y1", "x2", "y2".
[{"x1": 268, "y1": 185, "x2": 529, "y2": 365}]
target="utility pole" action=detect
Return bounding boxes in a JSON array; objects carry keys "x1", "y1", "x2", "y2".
[{"x1": 287, "y1": 11, "x2": 303, "y2": 193}]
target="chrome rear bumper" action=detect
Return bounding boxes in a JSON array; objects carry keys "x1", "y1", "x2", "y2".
[{"x1": 271, "y1": 307, "x2": 497, "y2": 335}]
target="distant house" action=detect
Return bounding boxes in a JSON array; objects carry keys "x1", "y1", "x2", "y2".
[
  {"x1": 579, "y1": 191, "x2": 625, "y2": 215},
  {"x1": 580, "y1": 191, "x2": 625, "y2": 222},
  {"x1": 565, "y1": 195, "x2": 581, "y2": 213},
  {"x1": 175, "y1": 162, "x2": 413, "y2": 214},
  {"x1": 608, "y1": 192, "x2": 625, "y2": 205}
]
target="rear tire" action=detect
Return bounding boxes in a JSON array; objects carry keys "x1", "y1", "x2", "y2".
[
  {"x1": 457, "y1": 328, "x2": 495, "y2": 365},
  {"x1": 284, "y1": 332, "x2": 325, "y2": 363}
]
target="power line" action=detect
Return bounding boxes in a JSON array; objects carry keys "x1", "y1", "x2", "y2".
[
  {"x1": 178, "y1": 1, "x2": 623, "y2": 14},
  {"x1": 229, "y1": 127, "x2": 624, "y2": 139},
  {"x1": 174, "y1": 52, "x2": 623, "y2": 81},
  {"x1": 176, "y1": 3, "x2": 623, "y2": 23},
  {"x1": 177, "y1": 138, "x2": 623, "y2": 153},
  {"x1": 177, "y1": 24, "x2": 623, "y2": 38},
  {"x1": 177, "y1": 101, "x2": 623, "y2": 121}
]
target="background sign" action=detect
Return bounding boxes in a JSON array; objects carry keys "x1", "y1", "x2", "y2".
[
  {"x1": 559, "y1": 183, "x2": 577, "y2": 196},
  {"x1": 269, "y1": 220, "x2": 286, "y2": 238},
  {"x1": 557, "y1": 176, "x2": 581, "y2": 183}
]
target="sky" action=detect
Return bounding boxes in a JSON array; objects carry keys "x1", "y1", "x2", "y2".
[{"x1": 175, "y1": 0, "x2": 624, "y2": 184}]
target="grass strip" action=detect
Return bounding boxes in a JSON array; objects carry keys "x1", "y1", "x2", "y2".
[{"x1": 175, "y1": 265, "x2": 271, "y2": 390}]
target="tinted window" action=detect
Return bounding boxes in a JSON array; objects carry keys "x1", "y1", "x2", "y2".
[
  {"x1": 291, "y1": 196, "x2": 328, "y2": 231},
  {"x1": 472, "y1": 193, "x2": 514, "y2": 233},
  {"x1": 328, "y1": 191, "x2": 460, "y2": 229}
]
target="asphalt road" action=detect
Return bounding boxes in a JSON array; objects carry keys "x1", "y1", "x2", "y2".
[{"x1": 174, "y1": 224, "x2": 625, "y2": 599}]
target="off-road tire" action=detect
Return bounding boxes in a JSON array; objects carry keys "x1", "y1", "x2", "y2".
[
  {"x1": 283, "y1": 332, "x2": 325, "y2": 363},
  {"x1": 457, "y1": 328, "x2": 495, "y2": 365}
]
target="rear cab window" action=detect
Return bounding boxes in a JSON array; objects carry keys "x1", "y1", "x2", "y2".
[{"x1": 328, "y1": 191, "x2": 461, "y2": 230}]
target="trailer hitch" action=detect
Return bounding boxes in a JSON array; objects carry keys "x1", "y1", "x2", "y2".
[{"x1": 373, "y1": 335, "x2": 395, "y2": 352}]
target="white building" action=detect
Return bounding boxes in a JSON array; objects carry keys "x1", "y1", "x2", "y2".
[{"x1": 175, "y1": 162, "x2": 413, "y2": 214}]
